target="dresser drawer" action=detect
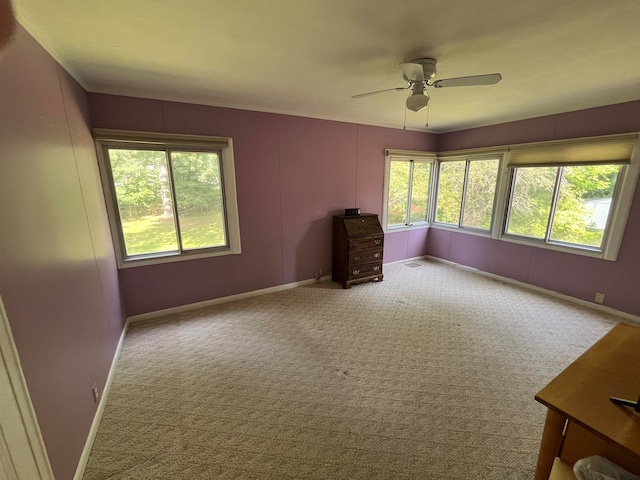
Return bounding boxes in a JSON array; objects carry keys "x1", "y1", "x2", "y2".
[
  {"x1": 348, "y1": 248, "x2": 383, "y2": 266},
  {"x1": 348, "y1": 236, "x2": 383, "y2": 250},
  {"x1": 348, "y1": 262, "x2": 382, "y2": 280}
]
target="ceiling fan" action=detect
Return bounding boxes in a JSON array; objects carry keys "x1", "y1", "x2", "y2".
[{"x1": 352, "y1": 58, "x2": 502, "y2": 112}]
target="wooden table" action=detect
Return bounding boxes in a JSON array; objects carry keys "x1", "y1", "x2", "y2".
[{"x1": 534, "y1": 323, "x2": 640, "y2": 480}]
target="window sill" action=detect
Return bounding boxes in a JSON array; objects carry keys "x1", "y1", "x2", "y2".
[
  {"x1": 118, "y1": 247, "x2": 241, "y2": 269},
  {"x1": 498, "y1": 235, "x2": 610, "y2": 260},
  {"x1": 408, "y1": 223, "x2": 615, "y2": 261},
  {"x1": 429, "y1": 223, "x2": 492, "y2": 238},
  {"x1": 384, "y1": 223, "x2": 430, "y2": 234}
]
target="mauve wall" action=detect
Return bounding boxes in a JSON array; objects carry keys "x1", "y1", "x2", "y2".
[
  {"x1": 88, "y1": 94, "x2": 436, "y2": 315},
  {"x1": 433, "y1": 101, "x2": 640, "y2": 316},
  {"x1": 0, "y1": 26, "x2": 126, "y2": 479}
]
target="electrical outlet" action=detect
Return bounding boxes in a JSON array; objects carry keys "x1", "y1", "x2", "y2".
[
  {"x1": 594, "y1": 292, "x2": 605, "y2": 304},
  {"x1": 91, "y1": 383, "x2": 100, "y2": 404}
]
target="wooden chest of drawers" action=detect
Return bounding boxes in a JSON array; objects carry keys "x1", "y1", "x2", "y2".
[{"x1": 332, "y1": 214, "x2": 384, "y2": 289}]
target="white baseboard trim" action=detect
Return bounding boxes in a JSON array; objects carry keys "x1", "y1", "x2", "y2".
[
  {"x1": 425, "y1": 255, "x2": 640, "y2": 324},
  {"x1": 127, "y1": 275, "x2": 333, "y2": 323},
  {"x1": 73, "y1": 320, "x2": 130, "y2": 480},
  {"x1": 127, "y1": 259, "x2": 434, "y2": 324}
]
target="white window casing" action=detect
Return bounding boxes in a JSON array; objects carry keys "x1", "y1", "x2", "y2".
[
  {"x1": 432, "y1": 153, "x2": 505, "y2": 236},
  {"x1": 94, "y1": 129, "x2": 241, "y2": 268},
  {"x1": 382, "y1": 149, "x2": 437, "y2": 233}
]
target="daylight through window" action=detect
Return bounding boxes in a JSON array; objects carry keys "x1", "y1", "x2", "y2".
[
  {"x1": 95, "y1": 130, "x2": 241, "y2": 267},
  {"x1": 435, "y1": 157, "x2": 500, "y2": 230},
  {"x1": 505, "y1": 164, "x2": 621, "y2": 249},
  {"x1": 385, "y1": 155, "x2": 434, "y2": 228}
]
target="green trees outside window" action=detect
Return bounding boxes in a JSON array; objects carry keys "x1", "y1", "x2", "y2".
[
  {"x1": 435, "y1": 158, "x2": 499, "y2": 230},
  {"x1": 107, "y1": 148, "x2": 227, "y2": 257},
  {"x1": 409, "y1": 162, "x2": 431, "y2": 224},
  {"x1": 435, "y1": 162, "x2": 465, "y2": 225},
  {"x1": 387, "y1": 161, "x2": 411, "y2": 226},
  {"x1": 387, "y1": 160, "x2": 431, "y2": 227},
  {"x1": 506, "y1": 164, "x2": 620, "y2": 248},
  {"x1": 506, "y1": 167, "x2": 556, "y2": 239},
  {"x1": 462, "y1": 160, "x2": 500, "y2": 230}
]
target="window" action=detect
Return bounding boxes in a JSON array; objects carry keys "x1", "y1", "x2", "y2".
[
  {"x1": 506, "y1": 164, "x2": 622, "y2": 249},
  {"x1": 383, "y1": 134, "x2": 638, "y2": 261},
  {"x1": 95, "y1": 130, "x2": 241, "y2": 267},
  {"x1": 434, "y1": 157, "x2": 500, "y2": 231},
  {"x1": 383, "y1": 151, "x2": 435, "y2": 230},
  {"x1": 503, "y1": 134, "x2": 638, "y2": 259}
]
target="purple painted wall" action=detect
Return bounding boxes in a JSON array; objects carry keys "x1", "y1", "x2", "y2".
[
  {"x1": 0, "y1": 26, "x2": 126, "y2": 479},
  {"x1": 88, "y1": 94, "x2": 437, "y2": 315},
  {"x1": 434, "y1": 101, "x2": 640, "y2": 316}
]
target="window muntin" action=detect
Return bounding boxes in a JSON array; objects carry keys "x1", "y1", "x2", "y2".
[
  {"x1": 505, "y1": 164, "x2": 621, "y2": 249},
  {"x1": 95, "y1": 130, "x2": 240, "y2": 267},
  {"x1": 434, "y1": 157, "x2": 500, "y2": 231},
  {"x1": 385, "y1": 158, "x2": 432, "y2": 229}
]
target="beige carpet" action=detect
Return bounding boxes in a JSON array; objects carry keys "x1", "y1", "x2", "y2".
[{"x1": 83, "y1": 260, "x2": 621, "y2": 479}]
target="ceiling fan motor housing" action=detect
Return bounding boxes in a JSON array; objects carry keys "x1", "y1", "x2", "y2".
[{"x1": 402, "y1": 58, "x2": 437, "y2": 82}]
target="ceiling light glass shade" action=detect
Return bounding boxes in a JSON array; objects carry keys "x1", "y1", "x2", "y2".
[{"x1": 406, "y1": 92, "x2": 430, "y2": 112}]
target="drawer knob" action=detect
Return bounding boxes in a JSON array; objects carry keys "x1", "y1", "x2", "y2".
[
  {"x1": 374, "y1": 253, "x2": 381, "y2": 258},
  {"x1": 375, "y1": 239, "x2": 381, "y2": 245},
  {"x1": 353, "y1": 256, "x2": 360, "y2": 261},
  {"x1": 352, "y1": 269, "x2": 360, "y2": 275},
  {"x1": 352, "y1": 242, "x2": 359, "y2": 247},
  {"x1": 373, "y1": 266, "x2": 380, "y2": 271}
]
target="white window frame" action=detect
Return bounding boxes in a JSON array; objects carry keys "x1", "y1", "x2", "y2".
[
  {"x1": 382, "y1": 149, "x2": 437, "y2": 233},
  {"x1": 431, "y1": 153, "x2": 504, "y2": 236},
  {"x1": 94, "y1": 129, "x2": 241, "y2": 268},
  {"x1": 499, "y1": 134, "x2": 640, "y2": 261}
]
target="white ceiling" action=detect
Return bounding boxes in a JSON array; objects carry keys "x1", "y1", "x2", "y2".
[{"x1": 14, "y1": 0, "x2": 640, "y2": 133}]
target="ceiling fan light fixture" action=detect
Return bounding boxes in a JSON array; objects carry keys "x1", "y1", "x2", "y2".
[{"x1": 406, "y1": 87, "x2": 430, "y2": 112}]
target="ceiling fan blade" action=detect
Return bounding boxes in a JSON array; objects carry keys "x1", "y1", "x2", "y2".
[
  {"x1": 399, "y1": 62, "x2": 424, "y2": 83},
  {"x1": 352, "y1": 86, "x2": 409, "y2": 99},
  {"x1": 432, "y1": 73, "x2": 502, "y2": 88}
]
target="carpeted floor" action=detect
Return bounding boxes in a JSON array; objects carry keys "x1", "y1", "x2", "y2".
[{"x1": 83, "y1": 260, "x2": 621, "y2": 479}]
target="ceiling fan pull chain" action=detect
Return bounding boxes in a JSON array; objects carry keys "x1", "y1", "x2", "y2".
[
  {"x1": 403, "y1": 103, "x2": 407, "y2": 130},
  {"x1": 425, "y1": 101, "x2": 430, "y2": 128}
]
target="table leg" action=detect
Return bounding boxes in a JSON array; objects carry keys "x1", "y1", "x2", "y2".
[{"x1": 535, "y1": 409, "x2": 566, "y2": 480}]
